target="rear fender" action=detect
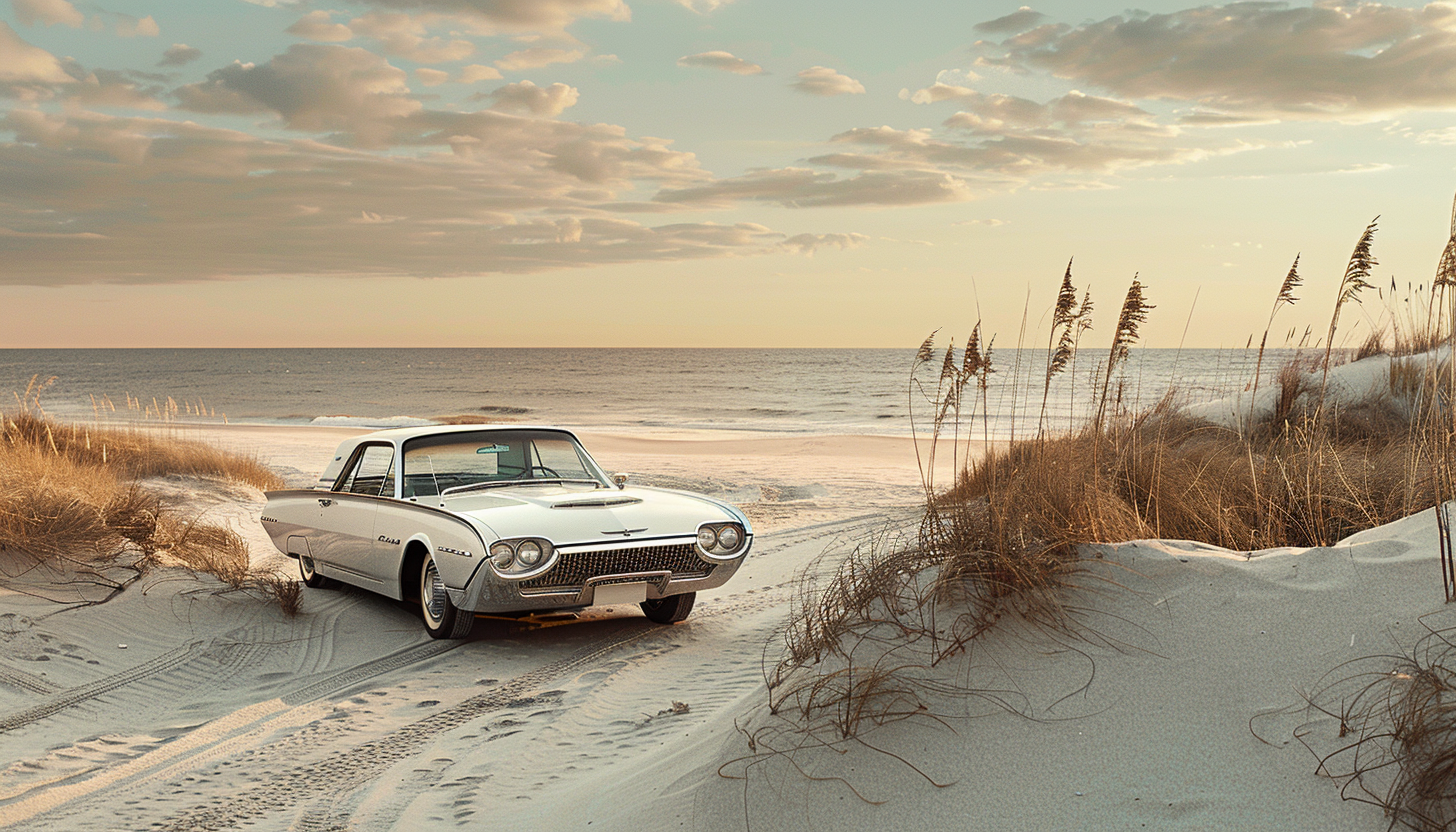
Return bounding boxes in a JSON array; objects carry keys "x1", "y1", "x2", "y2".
[{"x1": 285, "y1": 536, "x2": 310, "y2": 561}]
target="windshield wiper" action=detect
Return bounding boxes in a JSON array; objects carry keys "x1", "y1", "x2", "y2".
[{"x1": 440, "y1": 478, "x2": 603, "y2": 496}]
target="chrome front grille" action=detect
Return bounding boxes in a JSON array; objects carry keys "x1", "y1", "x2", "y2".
[{"x1": 519, "y1": 544, "x2": 713, "y2": 592}]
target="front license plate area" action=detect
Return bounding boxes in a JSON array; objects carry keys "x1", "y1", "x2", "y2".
[{"x1": 592, "y1": 583, "x2": 647, "y2": 606}]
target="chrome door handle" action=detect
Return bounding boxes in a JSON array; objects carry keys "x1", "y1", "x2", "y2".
[{"x1": 318, "y1": 498, "x2": 333, "y2": 507}]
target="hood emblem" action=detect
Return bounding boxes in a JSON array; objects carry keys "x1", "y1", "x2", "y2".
[{"x1": 601, "y1": 528, "x2": 648, "y2": 537}]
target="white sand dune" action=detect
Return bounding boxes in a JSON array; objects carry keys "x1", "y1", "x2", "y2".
[{"x1": 0, "y1": 421, "x2": 1446, "y2": 830}]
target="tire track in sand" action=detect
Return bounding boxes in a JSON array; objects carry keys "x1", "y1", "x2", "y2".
[
  {"x1": 0, "y1": 664, "x2": 60, "y2": 696},
  {"x1": 17, "y1": 513, "x2": 888, "y2": 829},
  {"x1": 0, "y1": 637, "x2": 467, "y2": 829},
  {"x1": 151, "y1": 620, "x2": 662, "y2": 831},
  {"x1": 0, "y1": 641, "x2": 208, "y2": 734}
]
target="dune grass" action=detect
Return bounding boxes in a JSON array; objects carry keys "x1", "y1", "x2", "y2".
[
  {"x1": 1307, "y1": 624, "x2": 1456, "y2": 832},
  {"x1": 758, "y1": 196, "x2": 1456, "y2": 823},
  {"x1": 0, "y1": 380, "x2": 296, "y2": 614}
]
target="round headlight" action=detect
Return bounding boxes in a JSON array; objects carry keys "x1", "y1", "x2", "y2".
[
  {"x1": 697, "y1": 527, "x2": 718, "y2": 550},
  {"x1": 490, "y1": 542, "x2": 515, "y2": 568},
  {"x1": 516, "y1": 540, "x2": 543, "y2": 567},
  {"x1": 717, "y1": 525, "x2": 742, "y2": 551}
]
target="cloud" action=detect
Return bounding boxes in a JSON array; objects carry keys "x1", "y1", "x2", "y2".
[
  {"x1": 1415, "y1": 126, "x2": 1456, "y2": 144},
  {"x1": 819, "y1": 121, "x2": 1200, "y2": 177},
  {"x1": 114, "y1": 14, "x2": 160, "y2": 38},
  {"x1": 0, "y1": 109, "x2": 866, "y2": 284},
  {"x1": 0, "y1": 21, "x2": 73, "y2": 99},
  {"x1": 176, "y1": 44, "x2": 420, "y2": 148},
  {"x1": 905, "y1": 82, "x2": 976, "y2": 105},
  {"x1": 656, "y1": 167, "x2": 973, "y2": 207},
  {"x1": 790, "y1": 66, "x2": 864, "y2": 97},
  {"x1": 776, "y1": 232, "x2": 868, "y2": 254},
  {"x1": 415, "y1": 67, "x2": 451, "y2": 86},
  {"x1": 973, "y1": 6, "x2": 1045, "y2": 35},
  {"x1": 159, "y1": 43, "x2": 202, "y2": 67},
  {"x1": 676, "y1": 50, "x2": 763, "y2": 75},
  {"x1": 478, "y1": 79, "x2": 578, "y2": 115},
  {"x1": 912, "y1": 87, "x2": 1156, "y2": 132},
  {"x1": 67, "y1": 68, "x2": 167, "y2": 110},
  {"x1": 168, "y1": 43, "x2": 714, "y2": 194},
  {"x1": 495, "y1": 47, "x2": 584, "y2": 71},
  {"x1": 980, "y1": 2, "x2": 1456, "y2": 118},
  {"x1": 1177, "y1": 111, "x2": 1280, "y2": 127},
  {"x1": 348, "y1": 12, "x2": 475, "y2": 63},
  {"x1": 0, "y1": 227, "x2": 107, "y2": 239},
  {"x1": 11, "y1": 0, "x2": 84, "y2": 28},
  {"x1": 286, "y1": 11, "x2": 354, "y2": 42},
  {"x1": 646, "y1": 75, "x2": 1226, "y2": 211},
  {"x1": 348, "y1": 0, "x2": 630, "y2": 32},
  {"x1": 459, "y1": 63, "x2": 503, "y2": 82},
  {"x1": 4, "y1": 107, "x2": 156, "y2": 163},
  {"x1": 672, "y1": 0, "x2": 735, "y2": 12}
]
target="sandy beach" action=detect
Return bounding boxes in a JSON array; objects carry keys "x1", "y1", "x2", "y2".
[{"x1": 0, "y1": 420, "x2": 1438, "y2": 830}]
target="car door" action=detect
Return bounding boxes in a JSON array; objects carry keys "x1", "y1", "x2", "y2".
[{"x1": 314, "y1": 443, "x2": 395, "y2": 589}]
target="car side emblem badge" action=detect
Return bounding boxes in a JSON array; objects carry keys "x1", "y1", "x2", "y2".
[{"x1": 601, "y1": 528, "x2": 648, "y2": 537}]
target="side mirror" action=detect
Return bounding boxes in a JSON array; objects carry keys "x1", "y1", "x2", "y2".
[{"x1": 612, "y1": 472, "x2": 629, "y2": 489}]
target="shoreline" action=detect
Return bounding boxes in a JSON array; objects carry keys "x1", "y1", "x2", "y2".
[{"x1": 119, "y1": 421, "x2": 1000, "y2": 535}]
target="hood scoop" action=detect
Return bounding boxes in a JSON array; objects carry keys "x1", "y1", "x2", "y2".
[{"x1": 552, "y1": 495, "x2": 643, "y2": 509}]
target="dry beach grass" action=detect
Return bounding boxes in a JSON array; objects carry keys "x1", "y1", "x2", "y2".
[
  {"x1": 0, "y1": 378, "x2": 296, "y2": 612},
  {"x1": 755, "y1": 198, "x2": 1456, "y2": 829}
]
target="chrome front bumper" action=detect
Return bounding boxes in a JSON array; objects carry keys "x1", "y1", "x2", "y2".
[{"x1": 446, "y1": 536, "x2": 750, "y2": 614}]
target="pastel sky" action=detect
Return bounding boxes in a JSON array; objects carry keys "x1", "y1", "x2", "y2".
[{"x1": 3, "y1": 0, "x2": 1456, "y2": 348}]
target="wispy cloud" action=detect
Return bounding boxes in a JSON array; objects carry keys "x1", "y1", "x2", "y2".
[
  {"x1": 790, "y1": 66, "x2": 864, "y2": 96},
  {"x1": 11, "y1": 0, "x2": 83, "y2": 28},
  {"x1": 159, "y1": 44, "x2": 202, "y2": 67},
  {"x1": 672, "y1": 0, "x2": 736, "y2": 13},
  {"x1": 477, "y1": 79, "x2": 579, "y2": 116},
  {"x1": 0, "y1": 21, "x2": 73, "y2": 98},
  {"x1": 656, "y1": 167, "x2": 972, "y2": 208},
  {"x1": 495, "y1": 46, "x2": 584, "y2": 72},
  {"x1": 176, "y1": 45, "x2": 420, "y2": 148},
  {"x1": 286, "y1": 11, "x2": 354, "y2": 43},
  {"x1": 348, "y1": 0, "x2": 630, "y2": 32},
  {"x1": 112, "y1": 14, "x2": 159, "y2": 38},
  {"x1": 978, "y1": 2, "x2": 1456, "y2": 119},
  {"x1": 973, "y1": 6, "x2": 1044, "y2": 35},
  {"x1": 0, "y1": 107, "x2": 859, "y2": 285},
  {"x1": 776, "y1": 231, "x2": 868, "y2": 254},
  {"x1": 677, "y1": 51, "x2": 762, "y2": 75}
]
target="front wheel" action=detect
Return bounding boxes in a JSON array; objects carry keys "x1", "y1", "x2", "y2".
[
  {"x1": 420, "y1": 558, "x2": 474, "y2": 639},
  {"x1": 641, "y1": 592, "x2": 695, "y2": 624},
  {"x1": 298, "y1": 554, "x2": 330, "y2": 589}
]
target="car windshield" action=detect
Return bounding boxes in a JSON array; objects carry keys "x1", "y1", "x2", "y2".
[{"x1": 401, "y1": 430, "x2": 608, "y2": 498}]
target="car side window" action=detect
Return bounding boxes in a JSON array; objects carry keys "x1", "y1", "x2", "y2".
[{"x1": 334, "y1": 445, "x2": 396, "y2": 497}]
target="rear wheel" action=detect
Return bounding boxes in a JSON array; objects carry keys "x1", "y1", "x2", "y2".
[
  {"x1": 420, "y1": 558, "x2": 474, "y2": 639},
  {"x1": 640, "y1": 592, "x2": 695, "y2": 624},
  {"x1": 298, "y1": 554, "x2": 330, "y2": 589}
]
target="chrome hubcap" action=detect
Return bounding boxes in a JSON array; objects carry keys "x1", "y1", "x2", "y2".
[{"x1": 422, "y1": 561, "x2": 446, "y2": 626}]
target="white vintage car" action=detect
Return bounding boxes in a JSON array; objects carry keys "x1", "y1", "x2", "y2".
[{"x1": 260, "y1": 425, "x2": 752, "y2": 638}]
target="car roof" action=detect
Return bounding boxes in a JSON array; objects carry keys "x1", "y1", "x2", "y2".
[{"x1": 355, "y1": 423, "x2": 580, "y2": 443}]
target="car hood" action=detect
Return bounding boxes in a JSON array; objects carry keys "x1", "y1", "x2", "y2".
[{"x1": 439, "y1": 485, "x2": 744, "y2": 547}]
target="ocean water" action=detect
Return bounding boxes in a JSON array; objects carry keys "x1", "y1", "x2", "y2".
[{"x1": 0, "y1": 348, "x2": 1311, "y2": 440}]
